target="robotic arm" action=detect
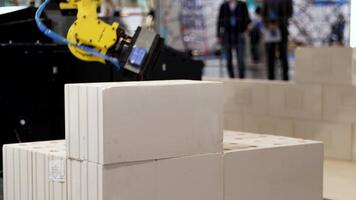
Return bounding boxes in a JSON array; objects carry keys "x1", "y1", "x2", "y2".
[
  {"x1": 36, "y1": 0, "x2": 164, "y2": 79},
  {"x1": 60, "y1": 0, "x2": 119, "y2": 64}
]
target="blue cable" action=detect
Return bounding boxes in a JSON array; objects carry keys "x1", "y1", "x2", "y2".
[{"x1": 35, "y1": 0, "x2": 121, "y2": 70}]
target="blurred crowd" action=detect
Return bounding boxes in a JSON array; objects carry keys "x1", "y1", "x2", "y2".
[
  {"x1": 217, "y1": 0, "x2": 293, "y2": 80},
  {"x1": 217, "y1": 0, "x2": 346, "y2": 81}
]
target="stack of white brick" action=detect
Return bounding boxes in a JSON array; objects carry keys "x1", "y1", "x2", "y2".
[
  {"x1": 296, "y1": 47, "x2": 356, "y2": 161},
  {"x1": 3, "y1": 132, "x2": 324, "y2": 200},
  {"x1": 2, "y1": 80, "x2": 324, "y2": 200},
  {"x1": 64, "y1": 80, "x2": 224, "y2": 200},
  {"x1": 65, "y1": 81, "x2": 223, "y2": 164},
  {"x1": 3, "y1": 140, "x2": 223, "y2": 200},
  {"x1": 223, "y1": 131, "x2": 324, "y2": 200},
  {"x1": 3, "y1": 80, "x2": 224, "y2": 200},
  {"x1": 222, "y1": 79, "x2": 298, "y2": 137},
  {"x1": 216, "y1": 47, "x2": 356, "y2": 161},
  {"x1": 3, "y1": 141, "x2": 67, "y2": 200}
]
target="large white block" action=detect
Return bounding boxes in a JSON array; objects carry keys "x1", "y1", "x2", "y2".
[
  {"x1": 223, "y1": 131, "x2": 324, "y2": 200},
  {"x1": 222, "y1": 79, "x2": 269, "y2": 115},
  {"x1": 294, "y1": 120, "x2": 353, "y2": 160},
  {"x1": 268, "y1": 82, "x2": 322, "y2": 120},
  {"x1": 224, "y1": 113, "x2": 244, "y2": 132},
  {"x1": 3, "y1": 145, "x2": 12, "y2": 200},
  {"x1": 243, "y1": 115, "x2": 294, "y2": 137},
  {"x1": 68, "y1": 153, "x2": 223, "y2": 200},
  {"x1": 353, "y1": 125, "x2": 356, "y2": 161},
  {"x1": 3, "y1": 141, "x2": 66, "y2": 200},
  {"x1": 66, "y1": 80, "x2": 223, "y2": 164},
  {"x1": 295, "y1": 47, "x2": 356, "y2": 85},
  {"x1": 323, "y1": 85, "x2": 356, "y2": 123}
]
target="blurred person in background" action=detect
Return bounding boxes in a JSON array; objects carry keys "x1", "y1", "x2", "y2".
[
  {"x1": 328, "y1": 14, "x2": 346, "y2": 46},
  {"x1": 144, "y1": 8, "x2": 155, "y2": 30},
  {"x1": 100, "y1": 0, "x2": 115, "y2": 17},
  {"x1": 217, "y1": 0, "x2": 251, "y2": 79},
  {"x1": 249, "y1": 6, "x2": 263, "y2": 64},
  {"x1": 262, "y1": 0, "x2": 293, "y2": 81}
]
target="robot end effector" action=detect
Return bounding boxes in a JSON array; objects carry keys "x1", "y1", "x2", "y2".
[{"x1": 59, "y1": 0, "x2": 163, "y2": 77}]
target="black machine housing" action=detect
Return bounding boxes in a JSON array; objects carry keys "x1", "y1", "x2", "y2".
[{"x1": 109, "y1": 26, "x2": 203, "y2": 81}]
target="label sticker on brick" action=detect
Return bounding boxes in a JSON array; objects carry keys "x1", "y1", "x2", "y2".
[{"x1": 49, "y1": 159, "x2": 65, "y2": 182}]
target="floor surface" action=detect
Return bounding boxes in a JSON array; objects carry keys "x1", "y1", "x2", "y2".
[{"x1": 324, "y1": 160, "x2": 356, "y2": 200}]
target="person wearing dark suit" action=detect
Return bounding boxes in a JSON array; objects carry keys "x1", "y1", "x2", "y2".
[
  {"x1": 262, "y1": 0, "x2": 293, "y2": 81},
  {"x1": 217, "y1": 0, "x2": 251, "y2": 79}
]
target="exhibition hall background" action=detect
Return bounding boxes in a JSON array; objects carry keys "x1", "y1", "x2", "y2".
[
  {"x1": 158, "y1": 0, "x2": 350, "y2": 52},
  {"x1": 155, "y1": 0, "x2": 352, "y2": 79}
]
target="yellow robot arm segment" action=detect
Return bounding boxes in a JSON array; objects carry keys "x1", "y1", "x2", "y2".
[{"x1": 60, "y1": 0, "x2": 119, "y2": 63}]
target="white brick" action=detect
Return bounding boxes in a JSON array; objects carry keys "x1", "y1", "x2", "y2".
[
  {"x1": 67, "y1": 159, "x2": 81, "y2": 200},
  {"x1": 66, "y1": 84, "x2": 80, "y2": 160},
  {"x1": 269, "y1": 82, "x2": 322, "y2": 120},
  {"x1": 66, "y1": 80, "x2": 223, "y2": 164},
  {"x1": 64, "y1": 85, "x2": 70, "y2": 161},
  {"x1": 295, "y1": 47, "x2": 355, "y2": 85},
  {"x1": 353, "y1": 49, "x2": 356, "y2": 84},
  {"x1": 68, "y1": 153, "x2": 223, "y2": 200},
  {"x1": 223, "y1": 131, "x2": 323, "y2": 200},
  {"x1": 3, "y1": 145, "x2": 12, "y2": 200},
  {"x1": 243, "y1": 115, "x2": 294, "y2": 137},
  {"x1": 224, "y1": 113, "x2": 243, "y2": 132},
  {"x1": 353, "y1": 125, "x2": 356, "y2": 161},
  {"x1": 87, "y1": 85, "x2": 100, "y2": 162},
  {"x1": 2, "y1": 146, "x2": 6, "y2": 200},
  {"x1": 79, "y1": 85, "x2": 88, "y2": 161},
  {"x1": 19, "y1": 147, "x2": 32, "y2": 200},
  {"x1": 222, "y1": 79, "x2": 241, "y2": 113},
  {"x1": 14, "y1": 147, "x2": 20, "y2": 200},
  {"x1": 294, "y1": 120, "x2": 352, "y2": 160},
  {"x1": 222, "y1": 79, "x2": 269, "y2": 115},
  {"x1": 323, "y1": 85, "x2": 356, "y2": 123},
  {"x1": 33, "y1": 142, "x2": 66, "y2": 200},
  {"x1": 223, "y1": 131, "x2": 263, "y2": 143},
  {"x1": 3, "y1": 141, "x2": 66, "y2": 200}
]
